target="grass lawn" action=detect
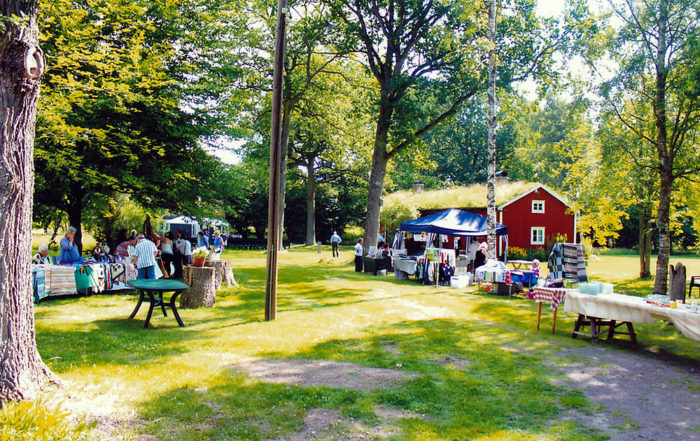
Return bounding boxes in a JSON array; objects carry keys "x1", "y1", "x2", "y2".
[{"x1": 30, "y1": 248, "x2": 700, "y2": 440}]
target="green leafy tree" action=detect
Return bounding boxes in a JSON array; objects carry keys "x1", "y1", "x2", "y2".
[
  {"x1": 598, "y1": 106, "x2": 659, "y2": 277},
  {"x1": 581, "y1": 0, "x2": 699, "y2": 293},
  {"x1": 388, "y1": 95, "x2": 519, "y2": 189},
  {"x1": 325, "y1": 0, "x2": 573, "y2": 253},
  {"x1": 35, "y1": 0, "x2": 239, "y2": 251},
  {"x1": 286, "y1": 56, "x2": 373, "y2": 245}
]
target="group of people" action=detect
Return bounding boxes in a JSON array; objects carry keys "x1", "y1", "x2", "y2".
[
  {"x1": 116, "y1": 229, "x2": 196, "y2": 279},
  {"x1": 35, "y1": 226, "x2": 228, "y2": 281},
  {"x1": 327, "y1": 231, "x2": 393, "y2": 274},
  {"x1": 198, "y1": 230, "x2": 227, "y2": 258},
  {"x1": 353, "y1": 238, "x2": 391, "y2": 273}
]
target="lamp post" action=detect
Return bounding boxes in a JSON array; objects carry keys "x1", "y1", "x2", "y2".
[{"x1": 265, "y1": 0, "x2": 288, "y2": 321}]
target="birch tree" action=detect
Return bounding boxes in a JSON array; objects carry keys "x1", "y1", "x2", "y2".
[{"x1": 486, "y1": 0, "x2": 497, "y2": 257}]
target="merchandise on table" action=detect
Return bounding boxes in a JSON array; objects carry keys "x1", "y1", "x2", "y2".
[
  {"x1": 32, "y1": 262, "x2": 137, "y2": 303},
  {"x1": 565, "y1": 291, "x2": 700, "y2": 342}
]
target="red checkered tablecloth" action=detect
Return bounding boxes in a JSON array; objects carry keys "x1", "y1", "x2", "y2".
[{"x1": 533, "y1": 287, "x2": 569, "y2": 310}]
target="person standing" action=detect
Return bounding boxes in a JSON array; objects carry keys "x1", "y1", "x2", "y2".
[
  {"x1": 159, "y1": 231, "x2": 176, "y2": 277},
  {"x1": 58, "y1": 226, "x2": 82, "y2": 265},
  {"x1": 197, "y1": 231, "x2": 209, "y2": 249},
  {"x1": 211, "y1": 231, "x2": 225, "y2": 261},
  {"x1": 175, "y1": 230, "x2": 192, "y2": 266},
  {"x1": 474, "y1": 242, "x2": 488, "y2": 270},
  {"x1": 133, "y1": 234, "x2": 158, "y2": 279},
  {"x1": 354, "y1": 238, "x2": 364, "y2": 272},
  {"x1": 330, "y1": 231, "x2": 342, "y2": 257}
]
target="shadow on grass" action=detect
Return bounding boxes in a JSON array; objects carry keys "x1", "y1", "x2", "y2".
[
  {"x1": 136, "y1": 370, "x2": 362, "y2": 441},
  {"x1": 134, "y1": 319, "x2": 603, "y2": 441},
  {"x1": 35, "y1": 289, "x2": 268, "y2": 373},
  {"x1": 36, "y1": 317, "x2": 214, "y2": 373}
]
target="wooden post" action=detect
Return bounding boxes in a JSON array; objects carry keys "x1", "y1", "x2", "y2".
[
  {"x1": 265, "y1": 0, "x2": 288, "y2": 321},
  {"x1": 668, "y1": 262, "x2": 686, "y2": 301},
  {"x1": 181, "y1": 266, "x2": 216, "y2": 308}
]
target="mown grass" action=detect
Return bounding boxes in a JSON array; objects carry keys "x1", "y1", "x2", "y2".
[{"x1": 32, "y1": 249, "x2": 699, "y2": 440}]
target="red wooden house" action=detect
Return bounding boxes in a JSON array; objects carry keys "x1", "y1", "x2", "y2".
[
  {"x1": 403, "y1": 182, "x2": 576, "y2": 254},
  {"x1": 496, "y1": 184, "x2": 575, "y2": 251}
]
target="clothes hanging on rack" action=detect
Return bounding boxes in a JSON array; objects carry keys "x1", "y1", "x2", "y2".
[{"x1": 548, "y1": 242, "x2": 587, "y2": 283}]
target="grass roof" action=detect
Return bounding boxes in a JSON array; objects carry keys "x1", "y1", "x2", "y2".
[{"x1": 384, "y1": 181, "x2": 538, "y2": 211}]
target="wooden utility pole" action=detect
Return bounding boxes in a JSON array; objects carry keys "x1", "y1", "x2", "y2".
[{"x1": 265, "y1": 0, "x2": 288, "y2": 321}]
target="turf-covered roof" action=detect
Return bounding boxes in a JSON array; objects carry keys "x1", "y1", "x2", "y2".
[{"x1": 384, "y1": 181, "x2": 540, "y2": 211}]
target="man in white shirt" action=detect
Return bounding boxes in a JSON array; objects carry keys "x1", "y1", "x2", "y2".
[
  {"x1": 354, "y1": 238, "x2": 364, "y2": 272},
  {"x1": 133, "y1": 234, "x2": 158, "y2": 279},
  {"x1": 330, "y1": 231, "x2": 342, "y2": 257}
]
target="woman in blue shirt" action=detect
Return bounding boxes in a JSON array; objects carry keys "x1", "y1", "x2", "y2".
[{"x1": 58, "y1": 226, "x2": 82, "y2": 265}]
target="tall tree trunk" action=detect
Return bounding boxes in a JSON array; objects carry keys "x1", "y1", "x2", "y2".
[
  {"x1": 654, "y1": 170, "x2": 673, "y2": 293},
  {"x1": 0, "y1": 0, "x2": 57, "y2": 401},
  {"x1": 362, "y1": 96, "x2": 393, "y2": 255},
  {"x1": 305, "y1": 161, "x2": 316, "y2": 246},
  {"x1": 652, "y1": 4, "x2": 671, "y2": 295},
  {"x1": 638, "y1": 203, "x2": 652, "y2": 278},
  {"x1": 278, "y1": 99, "x2": 293, "y2": 250},
  {"x1": 67, "y1": 192, "x2": 84, "y2": 254},
  {"x1": 485, "y1": 0, "x2": 498, "y2": 258}
]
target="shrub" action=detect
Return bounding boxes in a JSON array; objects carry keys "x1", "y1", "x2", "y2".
[
  {"x1": 525, "y1": 247, "x2": 549, "y2": 262},
  {"x1": 342, "y1": 225, "x2": 363, "y2": 244},
  {"x1": 380, "y1": 198, "x2": 418, "y2": 233},
  {"x1": 0, "y1": 400, "x2": 94, "y2": 441},
  {"x1": 507, "y1": 247, "x2": 527, "y2": 260}
]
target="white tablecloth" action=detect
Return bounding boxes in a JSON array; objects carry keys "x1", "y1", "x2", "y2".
[
  {"x1": 393, "y1": 258, "x2": 418, "y2": 275},
  {"x1": 564, "y1": 292, "x2": 700, "y2": 341},
  {"x1": 666, "y1": 308, "x2": 700, "y2": 342}
]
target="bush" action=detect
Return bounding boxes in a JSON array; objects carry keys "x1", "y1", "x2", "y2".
[
  {"x1": 342, "y1": 225, "x2": 363, "y2": 244},
  {"x1": 525, "y1": 247, "x2": 549, "y2": 262},
  {"x1": 0, "y1": 400, "x2": 94, "y2": 441},
  {"x1": 508, "y1": 247, "x2": 527, "y2": 260},
  {"x1": 380, "y1": 197, "x2": 418, "y2": 233}
]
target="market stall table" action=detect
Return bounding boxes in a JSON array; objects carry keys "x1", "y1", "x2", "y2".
[
  {"x1": 563, "y1": 292, "x2": 700, "y2": 344},
  {"x1": 127, "y1": 279, "x2": 189, "y2": 328},
  {"x1": 533, "y1": 287, "x2": 574, "y2": 333},
  {"x1": 393, "y1": 257, "x2": 418, "y2": 280}
]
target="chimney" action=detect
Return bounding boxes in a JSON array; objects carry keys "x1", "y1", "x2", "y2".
[
  {"x1": 412, "y1": 181, "x2": 424, "y2": 193},
  {"x1": 495, "y1": 171, "x2": 508, "y2": 186}
]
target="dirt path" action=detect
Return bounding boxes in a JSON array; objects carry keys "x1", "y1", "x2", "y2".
[{"x1": 551, "y1": 344, "x2": 700, "y2": 441}]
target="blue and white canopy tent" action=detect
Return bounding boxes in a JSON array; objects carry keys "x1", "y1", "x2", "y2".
[
  {"x1": 399, "y1": 208, "x2": 508, "y2": 237},
  {"x1": 395, "y1": 209, "x2": 509, "y2": 273}
]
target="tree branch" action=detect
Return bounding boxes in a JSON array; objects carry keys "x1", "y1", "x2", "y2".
[{"x1": 386, "y1": 85, "x2": 481, "y2": 159}]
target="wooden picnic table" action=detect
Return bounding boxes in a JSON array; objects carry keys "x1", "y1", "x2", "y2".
[
  {"x1": 128, "y1": 279, "x2": 189, "y2": 328},
  {"x1": 508, "y1": 259, "x2": 533, "y2": 270}
]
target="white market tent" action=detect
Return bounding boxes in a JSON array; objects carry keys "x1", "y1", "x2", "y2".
[{"x1": 163, "y1": 215, "x2": 201, "y2": 238}]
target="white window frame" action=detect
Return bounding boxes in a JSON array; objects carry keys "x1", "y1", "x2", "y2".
[
  {"x1": 531, "y1": 227, "x2": 545, "y2": 245},
  {"x1": 532, "y1": 200, "x2": 545, "y2": 213}
]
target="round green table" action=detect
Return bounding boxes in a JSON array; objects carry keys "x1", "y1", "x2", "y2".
[{"x1": 127, "y1": 279, "x2": 189, "y2": 328}]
